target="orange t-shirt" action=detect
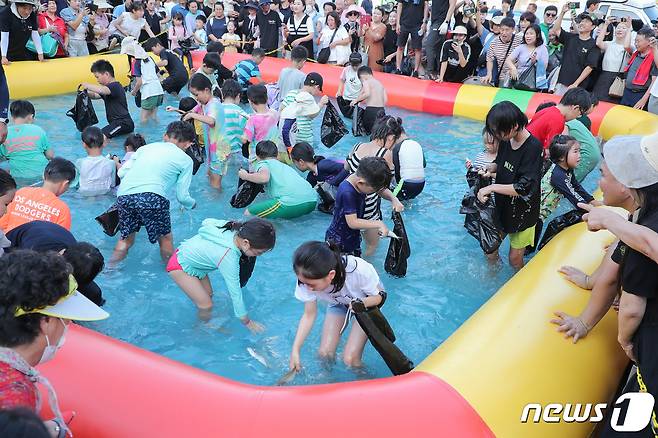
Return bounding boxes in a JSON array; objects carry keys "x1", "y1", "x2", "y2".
[{"x1": 0, "y1": 187, "x2": 71, "y2": 233}]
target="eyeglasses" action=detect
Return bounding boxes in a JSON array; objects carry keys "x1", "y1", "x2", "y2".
[{"x1": 545, "y1": 12, "x2": 556, "y2": 17}]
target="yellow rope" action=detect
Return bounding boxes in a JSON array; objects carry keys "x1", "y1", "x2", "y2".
[{"x1": 636, "y1": 366, "x2": 658, "y2": 437}]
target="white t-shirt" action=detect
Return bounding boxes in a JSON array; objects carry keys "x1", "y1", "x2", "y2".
[
  {"x1": 397, "y1": 139, "x2": 425, "y2": 181},
  {"x1": 136, "y1": 57, "x2": 164, "y2": 100},
  {"x1": 340, "y1": 65, "x2": 361, "y2": 100},
  {"x1": 75, "y1": 155, "x2": 116, "y2": 196},
  {"x1": 119, "y1": 12, "x2": 147, "y2": 39},
  {"x1": 320, "y1": 25, "x2": 349, "y2": 65},
  {"x1": 602, "y1": 40, "x2": 629, "y2": 73},
  {"x1": 294, "y1": 256, "x2": 384, "y2": 306}
]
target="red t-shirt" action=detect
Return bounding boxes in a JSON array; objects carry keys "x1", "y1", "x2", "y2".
[
  {"x1": 527, "y1": 106, "x2": 566, "y2": 151},
  {"x1": 0, "y1": 362, "x2": 38, "y2": 411}
]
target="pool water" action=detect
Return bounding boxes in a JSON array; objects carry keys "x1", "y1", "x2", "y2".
[{"x1": 25, "y1": 92, "x2": 599, "y2": 386}]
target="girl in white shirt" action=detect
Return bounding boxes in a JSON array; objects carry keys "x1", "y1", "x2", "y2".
[{"x1": 289, "y1": 241, "x2": 385, "y2": 371}]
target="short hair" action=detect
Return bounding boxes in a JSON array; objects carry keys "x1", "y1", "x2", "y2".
[
  {"x1": 520, "y1": 11, "x2": 536, "y2": 23},
  {"x1": 324, "y1": 2, "x2": 336, "y2": 11},
  {"x1": 290, "y1": 45, "x2": 308, "y2": 62},
  {"x1": 63, "y1": 242, "x2": 104, "y2": 286},
  {"x1": 585, "y1": 0, "x2": 600, "y2": 8},
  {"x1": 0, "y1": 407, "x2": 51, "y2": 438},
  {"x1": 143, "y1": 37, "x2": 162, "y2": 52},
  {"x1": 44, "y1": 157, "x2": 76, "y2": 183},
  {"x1": 221, "y1": 79, "x2": 242, "y2": 100},
  {"x1": 637, "y1": 26, "x2": 655, "y2": 39},
  {"x1": 326, "y1": 11, "x2": 340, "y2": 25},
  {"x1": 207, "y1": 40, "x2": 225, "y2": 55},
  {"x1": 356, "y1": 156, "x2": 392, "y2": 191},
  {"x1": 252, "y1": 47, "x2": 266, "y2": 58},
  {"x1": 502, "y1": 0, "x2": 512, "y2": 4},
  {"x1": 9, "y1": 100, "x2": 35, "y2": 119},
  {"x1": 536, "y1": 101, "x2": 557, "y2": 112},
  {"x1": 290, "y1": 141, "x2": 315, "y2": 162},
  {"x1": 195, "y1": 14, "x2": 207, "y2": 23},
  {"x1": 524, "y1": 23, "x2": 544, "y2": 46},
  {"x1": 188, "y1": 73, "x2": 213, "y2": 91},
  {"x1": 82, "y1": 126, "x2": 104, "y2": 149},
  {"x1": 357, "y1": 65, "x2": 373, "y2": 77},
  {"x1": 202, "y1": 52, "x2": 221, "y2": 70},
  {"x1": 0, "y1": 169, "x2": 16, "y2": 197},
  {"x1": 500, "y1": 17, "x2": 516, "y2": 28},
  {"x1": 90, "y1": 59, "x2": 115, "y2": 77},
  {"x1": 544, "y1": 5, "x2": 558, "y2": 14},
  {"x1": 485, "y1": 101, "x2": 528, "y2": 138},
  {"x1": 178, "y1": 97, "x2": 197, "y2": 112},
  {"x1": 131, "y1": 0, "x2": 144, "y2": 10},
  {"x1": 255, "y1": 140, "x2": 278, "y2": 159},
  {"x1": 165, "y1": 121, "x2": 196, "y2": 143},
  {"x1": 124, "y1": 133, "x2": 146, "y2": 151},
  {"x1": 559, "y1": 87, "x2": 592, "y2": 111},
  {"x1": 247, "y1": 84, "x2": 268, "y2": 105},
  {"x1": 187, "y1": 0, "x2": 198, "y2": 7}
]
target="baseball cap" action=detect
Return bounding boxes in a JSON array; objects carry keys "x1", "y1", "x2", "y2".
[
  {"x1": 14, "y1": 275, "x2": 109, "y2": 322},
  {"x1": 490, "y1": 15, "x2": 503, "y2": 25},
  {"x1": 349, "y1": 52, "x2": 362, "y2": 65},
  {"x1": 452, "y1": 25, "x2": 468, "y2": 35},
  {"x1": 259, "y1": 0, "x2": 271, "y2": 6},
  {"x1": 603, "y1": 132, "x2": 658, "y2": 189},
  {"x1": 304, "y1": 72, "x2": 323, "y2": 91}
]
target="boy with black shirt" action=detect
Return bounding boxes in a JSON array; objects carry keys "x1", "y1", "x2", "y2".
[
  {"x1": 256, "y1": 0, "x2": 283, "y2": 56},
  {"x1": 144, "y1": 37, "x2": 189, "y2": 95},
  {"x1": 206, "y1": 41, "x2": 235, "y2": 88},
  {"x1": 552, "y1": 6, "x2": 601, "y2": 95},
  {"x1": 477, "y1": 101, "x2": 542, "y2": 269},
  {"x1": 81, "y1": 60, "x2": 135, "y2": 139}
]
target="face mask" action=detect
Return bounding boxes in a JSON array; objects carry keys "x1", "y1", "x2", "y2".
[{"x1": 38, "y1": 319, "x2": 67, "y2": 365}]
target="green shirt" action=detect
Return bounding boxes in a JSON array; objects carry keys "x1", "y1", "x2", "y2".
[
  {"x1": 566, "y1": 119, "x2": 600, "y2": 182},
  {"x1": 256, "y1": 159, "x2": 317, "y2": 206},
  {"x1": 0, "y1": 124, "x2": 51, "y2": 179}
]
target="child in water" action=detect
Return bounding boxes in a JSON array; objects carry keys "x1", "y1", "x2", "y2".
[
  {"x1": 242, "y1": 85, "x2": 281, "y2": 162},
  {"x1": 167, "y1": 218, "x2": 275, "y2": 331},
  {"x1": 466, "y1": 128, "x2": 499, "y2": 173},
  {"x1": 289, "y1": 241, "x2": 386, "y2": 371},
  {"x1": 291, "y1": 141, "x2": 349, "y2": 187},
  {"x1": 75, "y1": 126, "x2": 116, "y2": 196},
  {"x1": 238, "y1": 141, "x2": 318, "y2": 219}
]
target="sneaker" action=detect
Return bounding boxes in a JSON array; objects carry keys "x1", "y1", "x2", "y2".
[
  {"x1": 392, "y1": 69, "x2": 402, "y2": 75},
  {"x1": 411, "y1": 70, "x2": 419, "y2": 78}
]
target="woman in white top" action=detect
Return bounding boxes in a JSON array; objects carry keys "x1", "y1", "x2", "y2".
[
  {"x1": 317, "y1": 11, "x2": 350, "y2": 65},
  {"x1": 112, "y1": 1, "x2": 155, "y2": 40},
  {"x1": 592, "y1": 17, "x2": 632, "y2": 102},
  {"x1": 121, "y1": 37, "x2": 164, "y2": 122},
  {"x1": 289, "y1": 241, "x2": 385, "y2": 371}
]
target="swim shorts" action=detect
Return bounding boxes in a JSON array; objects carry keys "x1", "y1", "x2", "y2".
[
  {"x1": 363, "y1": 106, "x2": 385, "y2": 135},
  {"x1": 141, "y1": 94, "x2": 164, "y2": 110},
  {"x1": 102, "y1": 119, "x2": 134, "y2": 139},
  {"x1": 509, "y1": 225, "x2": 536, "y2": 250},
  {"x1": 247, "y1": 199, "x2": 317, "y2": 219},
  {"x1": 117, "y1": 192, "x2": 171, "y2": 243}
]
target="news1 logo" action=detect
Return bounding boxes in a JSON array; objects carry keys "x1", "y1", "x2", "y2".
[{"x1": 520, "y1": 393, "x2": 656, "y2": 432}]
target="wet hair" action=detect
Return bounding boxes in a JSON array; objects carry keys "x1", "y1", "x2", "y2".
[
  {"x1": 202, "y1": 52, "x2": 221, "y2": 70},
  {"x1": 524, "y1": 23, "x2": 543, "y2": 46},
  {"x1": 252, "y1": 48, "x2": 266, "y2": 58},
  {"x1": 500, "y1": 17, "x2": 516, "y2": 29},
  {"x1": 549, "y1": 134, "x2": 578, "y2": 164},
  {"x1": 90, "y1": 59, "x2": 115, "y2": 77},
  {"x1": 637, "y1": 26, "x2": 655, "y2": 40},
  {"x1": 544, "y1": 5, "x2": 557, "y2": 14},
  {"x1": 63, "y1": 242, "x2": 104, "y2": 286},
  {"x1": 637, "y1": 182, "x2": 658, "y2": 223},
  {"x1": 189, "y1": 73, "x2": 213, "y2": 92},
  {"x1": 290, "y1": 141, "x2": 321, "y2": 163},
  {"x1": 44, "y1": 157, "x2": 76, "y2": 183},
  {"x1": 0, "y1": 408, "x2": 50, "y2": 438},
  {"x1": 293, "y1": 241, "x2": 347, "y2": 293},
  {"x1": 221, "y1": 79, "x2": 242, "y2": 100},
  {"x1": 247, "y1": 84, "x2": 268, "y2": 105},
  {"x1": 124, "y1": 133, "x2": 146, "y2": 151},
  {"x1": 9, "y1": 100, "x2": 35, "y2": 119},
  {"x1": 291, "y1": 45, "x2": 308, "y2": 62},
  {"x1": 143, "y1": 37, "x2": 162, "y2": 52},
  {"x1": 178, "y1": 97, "x2": 197, "y2": 112},
  {"x1": 165, "y1": 121, "x2": 196, "y2": 143},
  {"x1": 357, "y1": 65, "x2": 373, "y2": 77},
  {"x1": 536, "y1": 101, "x2": 557, "y2": 112},
  {"x1": 0, "y1": 250, "x2": 71, "y2": 347},
  {"x1": 370, "y1": 115, "x2": 403, "y2": 142},
  {"x1": 255, "y1": 140, "x2": 278, "y2": 159},
  {"x1": 196, "y1": 14, "x2": 207, "y2": 24},
  {"x1": 485, "y1": 101, "x2": 528, "y2": 139},
  {"x1": 219, "y1": 218, "x2": 276, "y2": 250},
  {"x1": 559, "y1": 87, "x2": 592, "y2": 111},
  {"x1": 207, "y1": 40, "x2": 225, "y2": 55},
  {"x1": 326, "y1": 11, "x2": 340, "y2": 25},
  {"x1": 520, "y1": 11, "x2": 536, "y2": 23},
  {"x1": 356, "y1": 156, "x2": 392, "y2": 190},
  {"x1": 82, "y1": 126, "x2": 104, "y2": 149},
  {"x1": 0, "y1": 169, "x2": 16, "y2": 197}
]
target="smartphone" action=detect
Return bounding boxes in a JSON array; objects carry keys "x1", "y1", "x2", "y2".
[{"x1": 568, "y1": 1, "x2": 580, "y2": 9}]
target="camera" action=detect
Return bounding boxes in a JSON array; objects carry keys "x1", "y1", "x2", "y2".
[{"x1": 568, "y1": 1, "x2": 580, "y2": 9}]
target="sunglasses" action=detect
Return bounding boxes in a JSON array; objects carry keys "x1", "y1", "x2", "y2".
[{"x1": 545, "y1": 12, "x2": 556, "y2": 17}]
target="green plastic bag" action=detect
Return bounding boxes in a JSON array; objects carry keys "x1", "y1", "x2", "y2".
[{"x1": 26, "y1": 33, "x2": 58, "y2": 58}]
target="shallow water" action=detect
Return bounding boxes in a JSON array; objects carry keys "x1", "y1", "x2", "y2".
[{"x1": 24, "y1": 92, "x2": 599, "y2": 386}]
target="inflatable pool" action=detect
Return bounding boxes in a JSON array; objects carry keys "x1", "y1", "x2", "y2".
[{"x1": 8, "y1": 54, "x2": 654, "y2": 437}]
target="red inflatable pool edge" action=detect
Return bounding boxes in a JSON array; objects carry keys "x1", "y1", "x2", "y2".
[{"x1": 38, "y1": 324, "x2": 494, "y2": 437}]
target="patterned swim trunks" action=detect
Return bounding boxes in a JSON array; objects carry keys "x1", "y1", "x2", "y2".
[{"x1": 117, "y1": 192, "x2": 171, "y2": 243}]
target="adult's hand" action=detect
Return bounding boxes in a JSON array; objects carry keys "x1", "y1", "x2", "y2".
[
  {"x1": 37, "y1": 53, "x2": 45, "y2": 62},
  {"x1": 620, "y1": 340, "x2": 637, "y2": 362},
  {"x1": 1, "y1": 57, "x2": 10, "y2": 66},
  {"x1": 578, "y1": 202, "x2": 619, "y2": 232},
  {"x1": 480, "y1": 73, "x2": 492, "y2": 85}
]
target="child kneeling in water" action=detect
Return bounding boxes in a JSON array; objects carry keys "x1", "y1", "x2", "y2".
[
  {"x1": 238, "y1": 141, "x2": 317, "y2": 219},
  {"x1": 291, "y1": 141, "x2": 348, "y2": 187},
  {"x1": 167, "y1": 218, "x2": 275, "y2": 332},
  {"x1": 289, "y1": 241, "x2": 386, "y2": 371}
]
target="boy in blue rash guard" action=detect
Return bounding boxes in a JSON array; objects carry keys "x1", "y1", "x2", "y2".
[
  {"x1": 326, "y1": 156, "x2": 391, "y2": 256},
  {"x1": 234, "y1": 48, "x2": 265, "y2": 93},
  {"x1": 290, "y1": 141, "x2": 348, "y2": 187},
  {"x1": 167, "y1": 218, "x2": 275, "y2": 330}
]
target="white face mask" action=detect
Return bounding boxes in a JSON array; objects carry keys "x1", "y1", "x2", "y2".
[{"x1": 38, "y1": 318, "x2": 67, "y2": 365}]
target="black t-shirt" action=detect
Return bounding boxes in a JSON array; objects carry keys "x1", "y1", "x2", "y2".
[
  {"x1": 398, "y1": 0, "x2": 425, "y2": 29},
  {"x1": 256, "y1": 10, "x2": 282, "y2": 50},
  {"x1": 102, "y1": 81, "x2": 132, "y2": 124},
  {"x1": 383, "y1": 24, "x2": 397, "y2": 57},
  {"x1": 440, "y1": 39, "x2": 472, "y2": 82},
  {"x1": 279, "y1": 5, "x2": 292, "y2": 23},
  {"x1": 306, "y1": 157, "x2": 349, "y2": 187},
  {"x1": 0, "y1": 6, "x2": 38, "y2": 61},
  {"x1": 160, "y1": 49, "x2": 188, "y2": 81},
  {"x1": 142, "y1": 10, "x2": 164, "y2": 42},
  {"x1": 7, "y1": 221, "x2": 75, "y2": 252},
  {"x1": 557, "y1": 32, "x2": 600, "y2": 89},
  {"x1": 493, "y1": 133, "x2": 543, "y2": 233},
  {"x1": 216, "y1": 63, "x2": 234, "y2": 87},
  {"x1": 431, "y1": 0, "x2": 450, "y2": 24}
]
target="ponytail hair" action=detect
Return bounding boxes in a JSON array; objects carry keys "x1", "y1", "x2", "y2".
[
  {"x1": 219, "y1": 218, "x2": 276, "y2": 251},
  {"x1": 370, "y1": 115, "x2": 403, "y2": 143},
  {"x1": 293, "y1": 241, "x2": 347, "y2": 294},
  {"x1": 290, "y1": 141, "x2": 323, "y2": 164},
  {"x1": 549, "y1": 134, "x2": 578, "y2": 165}
]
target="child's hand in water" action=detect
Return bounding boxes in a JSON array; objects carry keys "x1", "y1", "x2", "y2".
[{"x1": 245, "y1": 319, "x2": 265, "y2": 334}]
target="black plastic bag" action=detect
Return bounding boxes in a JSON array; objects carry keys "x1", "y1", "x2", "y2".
[
  {"x1": 321, "y1": 102, "x2": 348, "y2": 148},
  {"x1": 384, "y1": 211, "x2": 410, "y2": 277},
  {"x1": 185, "y1": 141, "x2": 206, "y2": 175},
  {"x1": 316, "y1": 181, "x2": 337, "y2": 214},
  {"x1": 352, "y1": 298, "x2": 414, "y2": 376},
  {"x1": 95, "y1": 203, "x2": 120, "y2": 237},
  {"x1": 537, "y1": 209, "x2": 583, "y2": 251},
  {"x1": 352, "y1": 105, "x2": 367, "y2": 137},
  {"x1": 459, "y1": 171, "x2": 503, "y2": 254},
  {"x1": 239, "y1": 254, "x2": 257, "y2": 287},
  {"x1": 230, "y1": 176, "x2": 264, "y2": 208},
  {"x1": 67, "y1": 87, "x2": 99, "y2": 132}
]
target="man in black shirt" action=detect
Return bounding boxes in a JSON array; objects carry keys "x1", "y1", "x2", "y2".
[
  {"x1": 81, "y1": 59, "x2": 135, "y2": 139},
  {"x1": 437, "y1": 25, "x2": 471, "y2": 83},
  {"x1": 422, "y1": 0, "x2": 455, "y2": 79},
  {"x1": 256, "y1": 0, "x2": 283, "y2": 56},
  {"x1": 207, "y1": 41, "x2": 235, "y2": 87},
  {"x1": 394, "y1": 0, "x2": 429, "y2": 76},
  {"x1": 477, "y1": 101, "x2": 543, "y2": 269},
  {"x1": 553, "y1": 6, "x2": 601, "y2": 94},
  {"x1": 145, "y1": 37, "x2": 190, "y2": 95}
]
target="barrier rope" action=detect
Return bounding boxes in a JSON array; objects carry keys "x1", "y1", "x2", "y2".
[{"x1": 636, "y1": 366, "x2": 658, "y2": 437}]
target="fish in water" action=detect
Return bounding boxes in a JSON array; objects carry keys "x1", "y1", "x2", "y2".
[
  {"x1": 247, "y1": 347, "x2": 269, "y2": 368},
  {"x1": 276, "y1": 369, "x2": 297, "y2": 386}
]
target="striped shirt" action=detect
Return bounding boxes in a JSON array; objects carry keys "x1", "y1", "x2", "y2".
[
  {"x1": 280, "y1": 89, "x2": 315, "y2": 144},
  {"x1": 223, "y1": 103, "x2": 248, "y2": 154},
  {"x1": 235, "y1": 59, "x2": 262, "y2": 89},
  {"x1": 486, "y1": 34, "x2": 522, "y2": 82}
]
